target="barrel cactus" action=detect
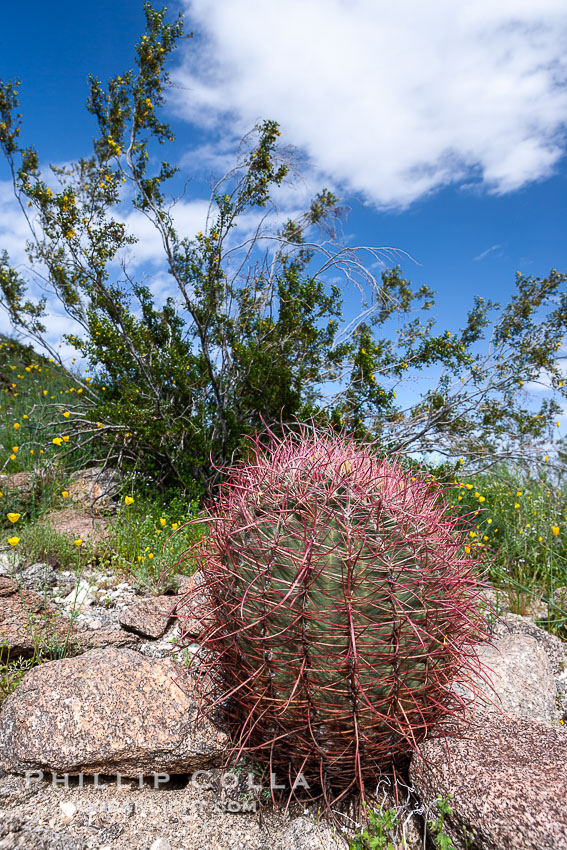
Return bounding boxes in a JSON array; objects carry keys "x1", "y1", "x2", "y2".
[{"x1": 180, "y1": 424, "x2": 487, "y2": 801}]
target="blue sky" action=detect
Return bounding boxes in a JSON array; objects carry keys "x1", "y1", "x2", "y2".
[{"x1": 1, "y1": 0, "x2": 566, "y2": 350}]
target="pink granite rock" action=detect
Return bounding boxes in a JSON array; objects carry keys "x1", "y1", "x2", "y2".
[
  {"x1": 0, "y1": 647, "x2": 227, "y2": 776},
  {"x1": 411, "y1": 714, "x2": 567, "y2": 850}
]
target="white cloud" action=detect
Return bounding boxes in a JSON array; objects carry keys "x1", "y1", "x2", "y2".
[
  {"x1": 174, "y1": 0, "x2": 567, "y2": 208},
  {"x1": 117, "y1": 199, "x2": 211, "y2": 267},
  {"x1": 0, "y1": 181, "x2": 32, "y2": 268},
  {"x1": 474, "y1": 244, "x2": 503, "y2": 261}
]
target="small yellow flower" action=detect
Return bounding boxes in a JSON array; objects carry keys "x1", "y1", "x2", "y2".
[
  {"x1": 487, "y1": 518, "x2": 492, "y2": 524},
  {"x1": 478, "y1": 496, "x2": 485, "y2": 503},
  {"x1": 63, "y1": 411, "x2": 70, "y2": 418},
  {"x1": 514, "y1": 503, "x2": 520, "y2": 509},
  {"x1": 552, "y1": 526, "x2": 560, "y2": 536},
  {"x1": 466, "y1": 484, "x2": 473, "y2": 490},
  {"x1": 464, "y1": 545, "x2": 471, "y2": 553},
  {"x1": 13, "y1": 422, "x2": 20, "y2": 430},
  {"x1": 148, "y1": 553, "x2": 154, "y2": 560},
  {"x1": 62, "y1": 435, "x2": 70, "y2": 442},
  {"x1": 160, "y1": 518, "x2": 166, "y2": 527},
  {"x1": 171, "y1": 522, "x2": 179, "y2": 531},
  {"x1": 124, "y1": 496, "x2": 134, "y2": 506},
  {"x1": 8, "y1": 536, "x2": 20, "y2": 546},
  {"x1": 469, "y1": 531, "x2": 477, "y2": 538},
  {"x1": 544, "y1": 455, "x2": 549, "y2": 462},
  {"x1": 7, "y1": 513, "x2": 21, "y2": 523},
  {"x1": 12, "y1": 446, "x2": 18, "y2": 453},
  {"x1": 74, "y1": 538, "x2": 83, "y2": 547},
  {"x1": 52, "y1": 437, "x2": 63, "y2": 446},
  {"x1": 62, "y1": 490, "x2": 69, "y2": 498},
  {"x1": 9, "y1": 454, "x2": 16, "y2": 461},
  {"x1": 538, "y1": 536, "x2": 543, "y2": 542}
]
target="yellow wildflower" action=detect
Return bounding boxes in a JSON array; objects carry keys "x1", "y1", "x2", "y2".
[
  {"x1": 8, "y1": 536, "x2": 20, "y2": 546},
  {"x1": 124, "y1": 496, "x2": 134, "y2": 506},
  {"x1": 7, "y1": 513, "x2": 20, "y2": 523}
]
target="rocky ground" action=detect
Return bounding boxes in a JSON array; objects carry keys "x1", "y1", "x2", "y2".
[
  {"x1": 0, "y1": 773, "x2": 344, "y2": 850},
  {"x1": 0, "y1": 494, "x2": 566, "y2": 849}
]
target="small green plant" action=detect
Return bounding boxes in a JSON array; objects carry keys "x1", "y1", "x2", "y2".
[
  {"x1": 349, "y1": 802, "x2": 404, "y2": 850},
  {"x1": 102, "y1": 492, "x2": 204, "y2": 593},
  {"x1": 0, "y1": 641, "x2": 41, "y2": 704},
  {"x1": 427, "y1": 795, "x2": 456, "y2": 850},
  {"x1": 15, "y1": 522, "x2": 95, "y2": 571}
]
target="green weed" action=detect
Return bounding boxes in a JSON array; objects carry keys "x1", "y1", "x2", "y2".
[
  {"x1": 446, "y1": 466, "x2": 567, "y2": 619},
  {"x1": 101, "y1": 492, "x2": 205, "y2": 593}
]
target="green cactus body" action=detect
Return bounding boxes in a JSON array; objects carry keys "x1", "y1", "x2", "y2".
[{"x1": 182, "y1": 426, "x2": 487, "y2": 798}]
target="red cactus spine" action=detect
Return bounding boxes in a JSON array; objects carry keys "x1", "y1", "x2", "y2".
[{"x1": 179, "y1": 424, "x2": 488, "y2": 803}]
